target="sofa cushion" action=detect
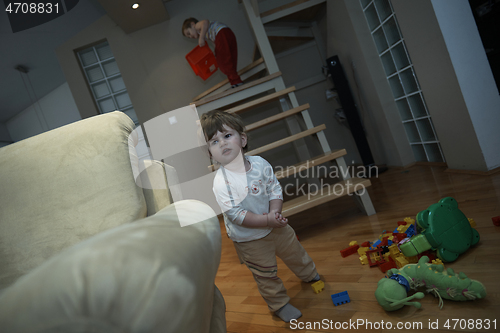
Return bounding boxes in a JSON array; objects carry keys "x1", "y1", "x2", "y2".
[
  {"x1": 0, "y1": 111, "x2": 147, "y2": 289},
  {"x1": 0, "y1": 200, "x2": 221, "y2": 333}
]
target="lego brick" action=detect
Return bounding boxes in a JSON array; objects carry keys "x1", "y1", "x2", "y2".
[
  {"x1": 311, "y1": 280, "x2": 324, "y2": 294},
  {"x1": 331, "y1": 291, "x2": 350, "y2": 306},
  {"x1": 405, "y1": 224, "x2": 416, "y2": 238},
  {"x1": 392, "y1": 232, "x2": 407, "y2": 243},
  {"x1": 432, "y1": 259, "x2": 444, "y2": 267},
  {"x1": 379, "y1": 237, "x2": 389, "y2": 247},
  {"x1": 379, "y1": 257, "x2": 397, "y2": 273},
  {"x1": 404, "y1": 217, "x2": 415, "y2": 224},
  {"x1": 359, "y1": 255, "x2": 368, "y2": 265},
  {"x1": 340, "y1": 244, "x2": 360, "y2": 258},
  {"x1": 395, "y1": 256, "x2": 409, "y2": 268},
  {"x1": 492, "y1": 216, "x2": 500, "y2": 226},
  {"x1": 417, "y1": 250, "x2": 436, "y2": 261},
  {"x1": 366, "y1": 248, "x2": 385, "y2": 267},
  {"x1": 358, "y1": 246, "x2": 369, "y2": 256}
]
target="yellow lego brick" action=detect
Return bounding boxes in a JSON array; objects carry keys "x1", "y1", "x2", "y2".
[
  {"x1": 404, "y1": 217, "x2": 415, "y2": 224},
  {"x1": 388, "y1": 244, "x2": 400, "y2": 256},
  {"x1": 383, "y1": 252, "x2": 391, "y2": 261},
  {"x1": 358, "y1": 247, "x2": 369, "y2": 256},
  {"x1": 397, "y1": 224, "x2": 410, "y2": 233},
  {"x1": 359, "y1": 255, "x2": 368, "y2": 265},
  {"x1": 406, "y1": 256, "x2": 418, "y2": 263},
  {"x1": 311, "y1": 280, "x2": 324, "y2": 294},
  {"x1": 349, "y1": 241, "x2": 358, "y2": 247},
  {"x1": 468, "y1": 218, "x2": 476, "y2": 228},
  {"x1": 432, "y1": 259, "x2": 445, "y2": 267},
  {"x1": 395, "y1": 256, "x2": 409, "y2": 269}
]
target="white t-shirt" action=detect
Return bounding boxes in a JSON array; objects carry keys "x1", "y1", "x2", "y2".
[{"x1": 213, "y1": 156, "x2": 283, "y2": 242}]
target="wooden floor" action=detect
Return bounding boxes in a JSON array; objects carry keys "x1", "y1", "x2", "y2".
[{"x1": 214, "y1": 165, "x2": 500, "y2": 333}]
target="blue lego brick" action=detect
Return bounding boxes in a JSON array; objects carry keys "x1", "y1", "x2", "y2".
[
  {"x1": 331, "y1": 291, "x2": 350, "y2": 306},
  {"x1": 372, "y1": 240, "x2": 381, "y2": 248},
  {"x1": 405, "y1": 224, "x2": 416, "y2": 238}
]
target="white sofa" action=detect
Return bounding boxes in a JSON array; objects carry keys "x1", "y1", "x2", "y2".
[{"x1": 0, "y1": 111, "x2": 226, "y2": 333}]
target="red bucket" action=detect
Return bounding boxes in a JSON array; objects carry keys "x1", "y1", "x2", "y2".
[{"x1": 185, "y1": 44, "x2": 218, "y2": 80}]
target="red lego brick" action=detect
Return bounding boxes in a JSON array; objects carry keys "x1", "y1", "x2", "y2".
[
  {"x1": 340, "y1": 244, "x2": 360, "y2": 258},
  {"x1": 361, "y1": 241, "x2": 371, "y2": 248},
  {"x1": 397, "y1": 221, "x2": 407, "y2": 226},
  {"x1": 392, "y1": 232, "x2": 407, "y2": 243},
  {"x1": 379, "y1": 237, "x2": 389, "y2": 247},
  {"x1": 417, "y1": 250, "x2": 436, "y2": 261},
  {"x1": 366, "y1": 248, "x2": 385, "y2": 267},
  {"x1": 378, "y1": 257, "x2": 397, "y2": 273},
  {"x1": 492, "y1": 216, "x2": 500, "y2": 226}
]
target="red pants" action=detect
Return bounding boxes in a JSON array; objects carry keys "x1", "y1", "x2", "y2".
[{"x1": 214, "y1": 28, "x2": 243, "y2": 86}]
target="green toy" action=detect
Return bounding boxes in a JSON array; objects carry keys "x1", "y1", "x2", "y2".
[
  {"x1": 399, "y1": 197, "x2": 480, "y2": 262},
  {"x1": 375, "y1": 256, "x2": 486, "y2": 311}
]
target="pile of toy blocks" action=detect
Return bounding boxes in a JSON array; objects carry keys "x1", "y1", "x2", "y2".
[{"x1": 340, "y1": 217, "x2": 445, "y2": 273}]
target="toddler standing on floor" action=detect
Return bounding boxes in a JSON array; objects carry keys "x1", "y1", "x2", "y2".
[
  {"x1": 182, "y1": 18, "x2": 243, "y2": 88},
  {"x1": 200, "y1": 110, "x2": 320, "y2": 322}
]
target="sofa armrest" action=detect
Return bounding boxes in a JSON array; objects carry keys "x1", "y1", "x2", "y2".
[
  {"x1": 137, "y1": 160, "x2": 174, "y2": 216},
  {"x1": 0, "y1": 200, "x2": 223, "y2": 333},
  {"x1": 209, "y1": 286, "x2": 227, "y2": 333}
]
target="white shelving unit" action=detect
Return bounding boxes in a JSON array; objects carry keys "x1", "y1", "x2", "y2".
[{"x1": 361, "y1": 0, "x2": 445, "y2": 163}]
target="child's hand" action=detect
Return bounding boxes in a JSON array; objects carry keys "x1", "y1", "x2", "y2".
[
  {"x1": 264, "y1": 212, "x2": 288, "y2": 228},
  {"x1": 274, "y1": 212, "x2": 288, "y2": 224},
  {"x1": 198, "y1": 37, "x2": 206, "y2": 47}
]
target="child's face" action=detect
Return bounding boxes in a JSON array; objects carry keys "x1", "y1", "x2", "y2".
[
  {"x1": 183, "y1": 22, "x2": 199, "y2": 39},
  {"x1": 207, "y1": 125, "x2": 247, "y2": 166}
]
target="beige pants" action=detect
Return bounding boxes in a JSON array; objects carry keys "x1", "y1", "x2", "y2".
[{"x1": 233, "y1": 225, "x2": 317, "y2": 312}]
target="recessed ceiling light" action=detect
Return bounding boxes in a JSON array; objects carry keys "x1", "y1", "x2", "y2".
[{"x1": 132, "y1": 3, "x2": 139, "y2": 9}]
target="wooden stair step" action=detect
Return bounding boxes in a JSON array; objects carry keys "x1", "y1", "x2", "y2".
[
  {"x1": 282, "y1": 177, "x2": 372, "y2": 217},
  {"x1": 192, "y1": 71, "x2": 282, "y2": 108},
  {"x1": 275, "y1": 149, "x2": 347, "y2": 180},
  {"x1": 245, "y1": 104, "x2": 309, "y2": 132},
  {"x1": 260, "y1": 0, "x2": 326, "y2": 24},
  {"x1": 246, "y1": 124, "x2": 326, "y2": 156},
  {"x1": 226, "y1": 86, "x2": 296, "y2": 114},
  {"x1": 192, "y1": 58, "x2": 265, "y2": 102}
]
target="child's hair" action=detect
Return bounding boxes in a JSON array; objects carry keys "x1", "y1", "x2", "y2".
[
  {"x1": 200, "y1": 110, "x2": 248, "y2": 153},
  {"x1": 182, "y1": 17, "x2": 198, "y2": 36}
]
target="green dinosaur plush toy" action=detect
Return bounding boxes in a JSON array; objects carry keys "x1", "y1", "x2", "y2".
[
  {"x1": 375, "y1": 256, "x2": 486, "y2": 311},
  {"x1": 399, "y1": 197, "x2": 480, "y2": 262}
]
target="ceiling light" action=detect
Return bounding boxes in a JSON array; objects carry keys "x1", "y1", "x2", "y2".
[{"x1": 131, "y1": 3, "x2": 139, "y2": 9}]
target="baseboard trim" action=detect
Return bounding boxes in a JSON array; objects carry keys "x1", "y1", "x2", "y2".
[
  {"x1": 444, "y1": 165, "x2": 500, "y2": 176},
  {"x1": 398, "y1": 162, "x2": 447, "y2": 169}
]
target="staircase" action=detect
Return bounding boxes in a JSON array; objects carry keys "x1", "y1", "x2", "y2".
[{"x1": 191, "y1": 0, "x2": 375, "y2": 217}]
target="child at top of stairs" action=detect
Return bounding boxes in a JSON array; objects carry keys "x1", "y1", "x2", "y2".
[{"x1": 182, "y1": 18, "x2": 243, "y2": 88}]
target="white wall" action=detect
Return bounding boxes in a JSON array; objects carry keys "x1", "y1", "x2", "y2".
[
  {"x1": 6, "y1": 82, "x2": 81, "y2": 142},
  {"x1": 392, "y1": 0, "x2": 493, "y2": 172},
  {"x1": 431, "y1": 0, "x2": 500, "y2": 170}
]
